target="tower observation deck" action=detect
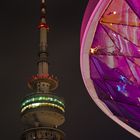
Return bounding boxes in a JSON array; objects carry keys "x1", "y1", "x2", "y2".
[{"x1": 20, "y1": 0, "x2": 65, "y2": 140}]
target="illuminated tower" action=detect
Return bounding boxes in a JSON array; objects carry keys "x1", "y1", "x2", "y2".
[{"x1": 20, "y1": 0, "x2": 65, "y2": 139}]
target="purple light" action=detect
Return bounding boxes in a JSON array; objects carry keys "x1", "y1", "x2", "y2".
[{"x1": 80, "y1": 0, "x2": 140, "y2": 138}]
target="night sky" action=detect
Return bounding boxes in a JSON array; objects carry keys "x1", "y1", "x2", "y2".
[{"x1": 0, "y1": 0, "x2": 139, "y2": 140}]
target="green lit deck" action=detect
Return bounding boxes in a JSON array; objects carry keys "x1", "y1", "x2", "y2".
[{"x1": 21, "y1": 93, "x2": 65, "y2": 113}]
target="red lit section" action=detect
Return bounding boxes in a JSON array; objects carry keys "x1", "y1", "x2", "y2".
[
  {"x1": 38, "y1": 23, "x2": 49, "y2": 30},
  {"x1": 28, "y1": 74, "x2": 58, "y2": 91}
]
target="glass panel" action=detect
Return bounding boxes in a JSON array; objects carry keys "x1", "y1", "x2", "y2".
[{"x1": 100, "y1": 0, "x2": 140, "y2": 26}]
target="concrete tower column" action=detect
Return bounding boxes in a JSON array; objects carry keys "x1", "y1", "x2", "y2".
[{"x1": 38, "y1": 0, "x2": 49, "y2": 75}]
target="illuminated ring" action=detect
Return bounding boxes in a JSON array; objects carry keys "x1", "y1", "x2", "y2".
[
  {"x1": 38, "y1": 23, "x2": 49, "y2": 30},
  {"x1": 21, "y1": 102, "x2": 65, "y2": 113},
  {"x1": 21, "y1": 93, "x2": 65, "y2": 109}
]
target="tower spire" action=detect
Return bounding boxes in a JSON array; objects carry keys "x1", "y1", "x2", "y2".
[
  {"x1": 38, "y1": 0, "x2": 49, "y2": 75},
  {"x1": 27, "y1": 0, "x2": 58, "y2": 93}
]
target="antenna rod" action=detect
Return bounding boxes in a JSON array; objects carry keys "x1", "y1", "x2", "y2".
[{"x1": 38, "y1": 0, "x2": 49, "y2": 75}]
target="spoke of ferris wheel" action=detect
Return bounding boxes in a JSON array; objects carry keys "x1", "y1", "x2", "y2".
[
  {"x1": 100, "y1": 21, "x2": 140, "y2": 27},
  {"x1": 92, "y1": 52, "x2": 140, "y2": 58}
]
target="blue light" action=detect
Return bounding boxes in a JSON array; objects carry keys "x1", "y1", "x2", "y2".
[
  {"x1": 117, "y1": 84, "x2": 127, "y2": 93},
  {"x1": 120, "y1": 75, "x2": 131, "y2": 85},
  {"x1": 120, "y1": 75, "x2": 127, "y2": 83},
  {"x1": 117, "y1": 84, "x2": 127, "y2": 95},
  {"x1": 117, "y1": 85, "x2": 121, "y2": 92}
]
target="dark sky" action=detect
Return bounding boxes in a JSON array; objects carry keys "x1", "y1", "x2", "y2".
[{"x1": 0, "y1": 0, "x2": 139, "y2": 140}]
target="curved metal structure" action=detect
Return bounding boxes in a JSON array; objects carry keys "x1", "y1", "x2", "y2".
[{"x1": 80, "y1": 0, "x2": 140, "y2": 138}]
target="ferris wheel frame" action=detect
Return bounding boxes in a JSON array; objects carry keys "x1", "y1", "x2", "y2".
[{"x1": 80, "y1": 0, "x2": 140, "y2": 138}]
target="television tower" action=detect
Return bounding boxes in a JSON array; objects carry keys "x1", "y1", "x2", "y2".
[{"x1": 20, "y1": 0, "x2": 65, "y2": 140}]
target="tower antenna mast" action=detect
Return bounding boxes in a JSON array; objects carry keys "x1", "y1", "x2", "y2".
[{"x1": 38, "y1": 0, "x2": 49, "y2": 75}]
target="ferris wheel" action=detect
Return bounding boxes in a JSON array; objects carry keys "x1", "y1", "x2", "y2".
[{"x1": 80, "y1": 0, "x2": 140, "y2": 138}]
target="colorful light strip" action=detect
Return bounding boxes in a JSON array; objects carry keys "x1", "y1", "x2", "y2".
[
  {"x1": 21, "y1": 102, "x2": 65, "y2": 113},
  {"x1": 21, "y1": 96, "x2": 65, "y2": 108}
]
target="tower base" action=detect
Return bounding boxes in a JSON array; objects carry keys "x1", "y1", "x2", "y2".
[{"x1": 21, "y1": 127, "x2": 64, "y2": 140}]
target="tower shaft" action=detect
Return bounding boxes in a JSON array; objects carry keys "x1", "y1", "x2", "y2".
[{"x1": 38, "y1": 0, "x2": 49, "y2": 75}]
